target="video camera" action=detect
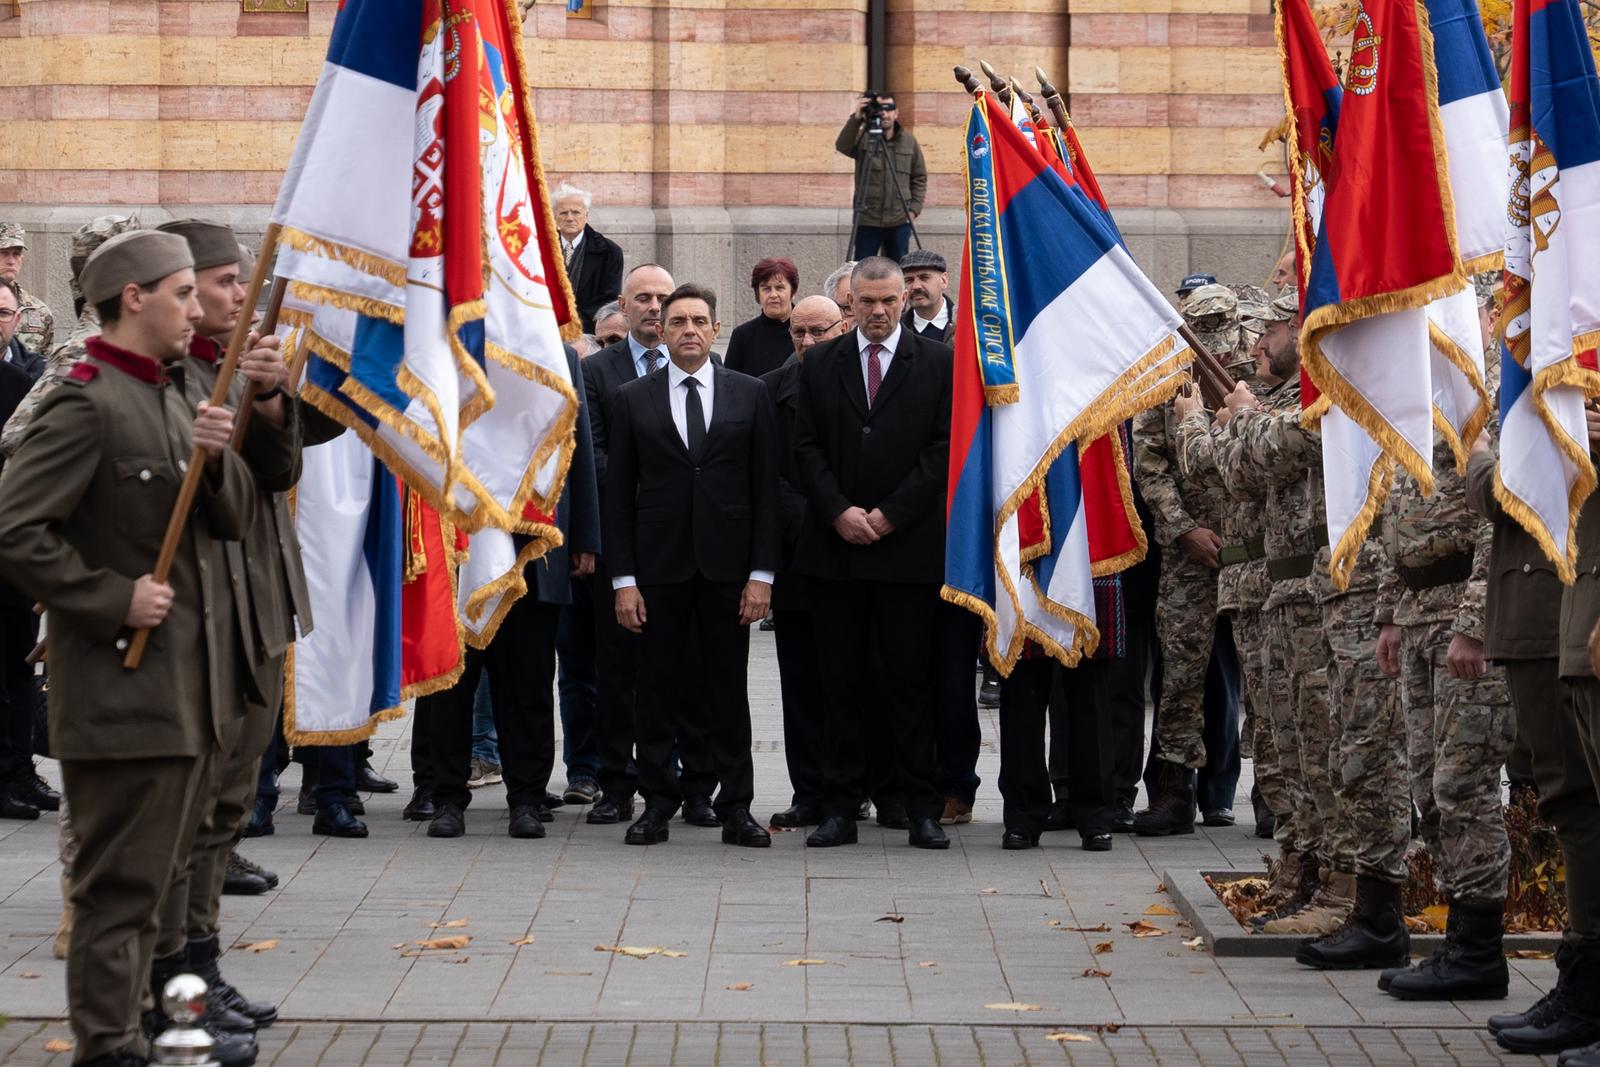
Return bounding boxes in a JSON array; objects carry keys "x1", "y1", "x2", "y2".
[{"x1": 861, "y1": 91, "x2": 894, "y2": 133}]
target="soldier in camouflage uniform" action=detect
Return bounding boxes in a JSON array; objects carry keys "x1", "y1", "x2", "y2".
[
  {"x1": 1, "y1": 216, "x2": 139, "y2": 459},
  {"x1": 1373, "y1": 293, "x2": 1513, "y2": 1001},
  {"x1": 1130, "y1": 283, "x2": 1240, "y2": 835},
  {"x1": 1193, "y1": 291, "x2": 1351, "y2": 935},
  {"x1": 0, "y1": 224, "x2": 54, "y2": 360}
]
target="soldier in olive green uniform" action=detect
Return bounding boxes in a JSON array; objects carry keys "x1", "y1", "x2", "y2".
[
  {"x1": 0, "y1": 223, "x2": 55, "y2": 359},
  {"x1": 0, "y1": 230, "x2": 257, "y2": 1067},
  {"x1": 1371, "y1": 342, "x2": 1513, "y2": 1001},
  {"x1": 1129, "y1": 284, "x2": 1239, "y2": 834}
]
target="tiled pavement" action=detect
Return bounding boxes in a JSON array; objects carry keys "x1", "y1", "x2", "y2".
[{"x1": 0, "y1": 631, "x2": 1562, "y2": 1064}]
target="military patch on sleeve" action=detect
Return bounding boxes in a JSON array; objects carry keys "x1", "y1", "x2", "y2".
[{"x1": 65, "y1": 362, "x2": 99, "y2": 384}]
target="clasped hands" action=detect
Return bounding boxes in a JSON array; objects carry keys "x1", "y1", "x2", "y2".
[{"x1": 833, "y1": 505, "x2": 893, "y2": 545}]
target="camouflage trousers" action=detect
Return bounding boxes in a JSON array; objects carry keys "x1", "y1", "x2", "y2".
[
  {"x1": 1267, "y1": 598, "x2": 1334, "y2": 857},
  {"x1": 1323, "y1": 592, "x2": 1409, "y2": 882},
  {"x1": 1233, "y1": 607, "x2": 1290, "y2": 819},
  {"x1": 1399, "y1": 618, "x2": 1515, "y2": 905},
  {"x1": 1152, "y1": 555, "x2": 1218, "y2": 769}
]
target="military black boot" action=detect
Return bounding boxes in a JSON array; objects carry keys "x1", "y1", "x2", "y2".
[
  {"x1": 1379, "y1": 897, "x2": 1457, "y2": 992},
  {"x1": 1388, "y1": 899, "x2": 1509, "y2": 1001},
  {"x1": 1131, "y1": 761, "x2": 1196, "y2": 836},
  {"x1": 1490, "y1": 943, "x2": 1574, "y2": 1033},
  {"x1": 1295, "y1": 874, "x2": 1409, "y2": 969},
  {"x1": 188, "y1": 934, "x2": 278, "y2": 1028},
  {"x1": 1497, "y1": 946, "x2": 1600, "y2": 1055},
  {"x1": 144, "y1": 951, "x2": 260, "y2": 1067}
]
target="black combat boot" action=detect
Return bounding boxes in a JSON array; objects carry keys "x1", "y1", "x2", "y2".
[
  {"x1": 144, "y1": 950, "x2": 259, "y2": 1067},
  {"x1": 1295, "y1": 874, "x2": 1409, "y2": 969},
  {"x1": 1388, "y1": 899, "x2": 1509, "y2": 1001},
  {"x1": 1497, "y1": 946, "x2": 1600, "y2": 1055},
  {"x1": 1379, "y1": 897, "x2": 1456, "y2": 992},
  {"x1": 1131, "y1": 761, "x2": 1196, "y2": 836},
  {"x1": 1490, "y1": 943, "x2": 1574, "y2": 1033},
  {"x1": 187, "y1": 934, "x2": 278, "y2": 1028}
]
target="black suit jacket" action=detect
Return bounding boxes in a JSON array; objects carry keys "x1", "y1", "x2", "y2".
[
  {"x1": 759, "y1": 356, "x2": 810, "y2": 611},
  {"x1": 523, "y1": 344, "x2": 602, "y2": 604},
  {"x1": 791, "y1": 330, "x2": 953, "y2": 583},
  {"x1": 603, "y1": 362, "x2": 780, "y2": 586},
  {"x1": 568, "y1": 224, "x2": 625, "y2": 333},
  {"x1": 582, "y1": 338, "x2": 642, "y2": 503}
]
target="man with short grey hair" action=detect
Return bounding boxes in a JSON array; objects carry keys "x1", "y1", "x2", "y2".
[
  {"x1": 823, "y1": 261, "x2": 856, "y2": 332},
  {"x1": 593, "y1": 300, "x2": 627, "y2": 348},
  {"x1": 553, "y1": 181, "x2": 625, "y2": 333}
]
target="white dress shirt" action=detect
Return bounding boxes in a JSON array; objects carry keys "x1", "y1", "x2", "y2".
[
  {"x1": 560, "y1": 231, "x2": 585, "y2": 261},
  {"x1": 613, "y1": 358, "x2": 774, "y2": 590},
  {"x1": 857, "y1": 324, "x2": 902, "y2": 398},
  {"x1": 912, "y1": 300, "x2": 949, "y2": 336}
]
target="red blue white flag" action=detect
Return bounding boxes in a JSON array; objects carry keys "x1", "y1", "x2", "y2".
[
  {"x1": 944, "y1": 93, "x2": 1190, "y2": 672},
  {"x1": 1495, "y1": 0, "x2": 1600, "y2": 580}
]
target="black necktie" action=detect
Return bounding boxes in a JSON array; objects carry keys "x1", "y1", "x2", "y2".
[
  {"x1": 645, "y1": 348, "x2": 663, "y2": 374},
  {"x1": 683, "y1": 377, "x2": 706, "y2": 459}
]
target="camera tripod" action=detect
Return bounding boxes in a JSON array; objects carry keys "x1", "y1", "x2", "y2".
[{"x1": 847, "y1": 112, "x2": 923, "y2": 259}]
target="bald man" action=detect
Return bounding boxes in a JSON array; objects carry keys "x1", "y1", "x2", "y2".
[{"x1": 762, "y1": 296, "x2": 846, "y2": 827}]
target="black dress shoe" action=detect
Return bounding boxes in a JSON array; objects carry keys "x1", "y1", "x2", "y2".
[
  {"x1": 625, "y1": 808, "x2": 671, "y2": 845},
  {"x1": 222, "y1": 852, "x2": 271, "y2": 895},
  {"x1": 347, "y1": 793, "x2": 365, "y2": 816},
  {"x1": 1001, "y1": 829, "x2": 1038, "y2": 850},
  {"x1": 1041, "y1": 799, "x2": 1074, "y2": 832},
  {"x1": 508, "y1": 805, "x2": 546, "y2": 839},
  {"x1": 312, "y1": 803, "x2": 368, "y2": 838},
  {"x1": 908, "y1": 817, "x2": 950, "y2": 850},
  {"x1": 427, "y1": 803, "x2": 465, "y2": 838},
  {"x1": 0, "y1": 789, "x2": 39, "y2": 820},
  {"x1": 534, "y1": 803, "x2": 556, "y2": 823},
  {"x1": 544, "y1": 792, "x2": 566, "y2": 809},
  {"x1": 1202, "y1": 808, "x2": 1236, "y2": 828},
  {"x1": 853, "y1": 800, "x2": 872, "y2": 821},
  {"x1": 587, "y1": 794, "x2": 635, "y2": 825},
  {"x1": 721, "y1": 808, "x2": 772, "y2": 848},
  {"x1": 1080, "y1": 832, "x2": 1114, "y2": 852},
  {"x1": 682, "y1": 794, "x2": 719, "y2": 827},
  {"x1": 403, "y1": 786, "x2": 436, "y2": 822},
  {"x1": 806, "y1": 816, "x2": 858, "y2": 847},
  {"x1": 14, "y1": 770, "x2": 59, "y2": 812},
  {"x1": 770, "y1": 803, "x2": 824, "y2": 828},
  {"x1": 205, "y1": 999, "x2": 259, "y2": 1035},
  {"x1": 875, "y1": 802, "x2": 910, "y2": 830},
  {"x1": 242, "y1": 794, "x2": 275, "y2": 837},
  {"x1": 356, "y1": 760, "x2": 399, "y2": 793},
  {"x1": 1110, "y1": 799, "x2": 1136, "y2": 834}
]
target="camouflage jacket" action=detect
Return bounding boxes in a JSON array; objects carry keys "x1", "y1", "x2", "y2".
[
  {"x1": 14, "y1": 287, "x2": 53, "y2": 360},
  {"x1": 1375, "y1": 358, "x2": 1498, "y2": 639},
  {"x1": 1133, "y1": 400, "x2": 1229, "y2": 550},
  {"x1": 1174, "y1": 390, "x2": 1270, "y2": 615},
  {"x1": 2, "y1": 307, "x2": 95, "y2": 458}
]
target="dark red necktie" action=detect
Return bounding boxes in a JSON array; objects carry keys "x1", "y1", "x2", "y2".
[{"x1": 866, "y1": 343, "x2": 884, "y2": 407}]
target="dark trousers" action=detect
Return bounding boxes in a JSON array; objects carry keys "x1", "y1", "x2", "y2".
[
  {"x1": 309, "y1": 744, "x2": 356, "y2": 811},
  {"x1": 256, "y1": 713, "x2": 287, "y2": 803},
  {"x1": 1530, "y1": 668, "x2": 1600, "y2": 948},
  {"x1": 1107, "y1": 545, "x2": 1160, "y2": 806},
  {"x1": 410, "y1": 693, "x2": 435, "y2": 792},
  {"x1": 0, "y1": 602, "x2": 38, "y2": 784},
  {"x1": 1004, "y1": 657, "x2": 1113, "y2": 836},
  {"x1": 635, "y1": 576, "x2": 754, "y2": 819},
  {"x1": 852, "y1": 223, "x2": 912, "y2": 262},
  {"x1": 811, "y1": 578, "x2": 941, "y2": 821},
  {"x1": 557, "y1": 581, "x2": 601, "y2": 785},
  {"x1": 423, "y1": 596, "x2": 560, "y2": 812},
  {"x1": 934, "y1": 601, "x2": 982, "y2": 804},
  {"x1": 774, "y1": 605, "x2": 825, "y2": 809},
  {"x1": 1142, "y1": 617, "x2": 1245, "y2": 811}
]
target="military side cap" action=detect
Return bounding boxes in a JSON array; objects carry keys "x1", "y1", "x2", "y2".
[
  {"x1": 0, "y1": 223, "x2": 25, "y2": 250},
  {"x1": 900, "y1": 249, "x2": 947, "y2": 273},
  {"x1": 157, "y1": 219, "x2": 241, "y2": 272},
  {"x1": 1176, "y1": 271, "x2": 1216, "y2": 295},
  {"x1": 1181, "y1": 283, "x2": 1237, "y2": 318},
  {"x1": 80, "y1": 230, "x2": 195, "y2": 306}
]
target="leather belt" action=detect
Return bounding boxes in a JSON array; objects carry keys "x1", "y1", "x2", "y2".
[
  {"x1": 1217, "y1": 535, "x2": 1266, "y2": 567},
  {"x1": 1396, "y1": 552, "x2": 1472, "y2": 592}
]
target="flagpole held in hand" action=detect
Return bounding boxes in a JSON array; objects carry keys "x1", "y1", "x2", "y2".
[
  {"x1": 226, "y1": 275, "x2": 290, "y2": 451},
  {"x1": 123, "y1": 221, "x2": 283, "y2": 670}
]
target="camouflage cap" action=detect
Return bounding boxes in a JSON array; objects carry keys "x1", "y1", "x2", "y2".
[
  {"x1": 1180, "y1": 283, "x2": 1238, "y2": 325},
  {"x1": 69, "y1": 215, "x2": 141, "y2": 301},
  {"x1": 0, "y1": 223, "x2": 24, "y2": 250},
  {"x1": 1473, "y1": 271, "x2": 1498, "y2": 309},
  {"x1": 1259, "y1": 287, "x2": 1298, "y2": 323}
]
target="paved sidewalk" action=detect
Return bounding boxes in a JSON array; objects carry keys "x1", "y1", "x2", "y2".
[{"x1": 0, "y1": 631, "x2": 1559, "y2": 1063}]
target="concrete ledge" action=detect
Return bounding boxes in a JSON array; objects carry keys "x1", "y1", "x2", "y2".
[{"x1": 1163, "y1": 867, "x2": 1562, "y2": 958}]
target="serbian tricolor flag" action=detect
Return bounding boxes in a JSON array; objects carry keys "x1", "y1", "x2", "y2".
[
  {"x1": 272, "y1": 0, "x2": 577, "y2": 631},
  {"x1": 1495, "y1": 0, "x2": 1600, "y2": 580},
  {"x1": 944, "y1": 92, "x2": 1190, "y2": 672},
  {"x1": 1299, "y1": 0, "x2": 1490, "y2": 589}
]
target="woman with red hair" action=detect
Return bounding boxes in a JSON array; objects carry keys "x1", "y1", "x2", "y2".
[{"x1": 724, "y1": 256, "x2": 798, "y2": 378}]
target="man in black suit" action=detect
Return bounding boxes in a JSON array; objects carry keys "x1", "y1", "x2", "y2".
[
  {"x1": 761, "y1": 294, "x2": 847, "y2": 828},
  {"x1": 422, "y1": 342, "x2": 602, "y2": 839},
  {"x1": 554, "y1": 182, "x2": 626, "y2": 333},
  {"x1": 583, "y1": 264, "x2": 718, "y2": 827},
  {"x1": 792, "y1": 256, "x2": 954, "y2": 850},
  {"x1": 899, "y1": 249, "x2": 955, "y2": 344},
  {"x1": 604, "y1": 284, "x2": 780, "y2": 848}
]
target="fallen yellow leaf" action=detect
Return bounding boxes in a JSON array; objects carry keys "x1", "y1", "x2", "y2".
[
  {"x1": 43, "y1": 1039, "x2": 73, "y2": 1053},
  {"x1": 1418, "y1": 905, "x2": 1450, "y2": 932},
  {"x1": 509, "y1": 936, "x2": 536, "y2": 947},
  {"x1": 430, "y1": 918, "x2": 469, "y2": 929},
  {"x1": 19, "y1": 971, "x2": 39, "y2": 978},
  {"x1": 986, "y1": 1002, "x2": 1043, "y2": 1012},
  {"x1": 1144, "y1": 904, "x2": 1178, "y2": 916},
  {"x1": 414, "y1": 936, "x2": 471, "y2": 951},
  {"x1": 1511, "y1": 949, "x2": 1555, "y2": 960},
  {"x1": 1046, "y1": 1032, "x2": 1093, "y2": 1043},
  {"x1": 726, "y1": 982, "x2": 753, "y2": 991},
  {"x1": 917, "y1": 961, "x2": 939, "y2": 968},
  {"x1": 237, "y1": 940, "x2": 279, "y2": 953},
  {"x1": 1093, "y1": 941, "x2": 1114, "y2": 955},
  {"x1": 782, "y1": 958, "x2": 836, "y2": 967},
  {"x1": 594, "y1": 945, "x2": 685, "y2": 959},
  {"x1": 1125, "y1": 920, "x2": 1167, "y2": 938}
]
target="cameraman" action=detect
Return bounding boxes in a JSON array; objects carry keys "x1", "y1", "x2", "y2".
[{"x1": 836, "y1": 93, "x2": 927, "y2": 261}]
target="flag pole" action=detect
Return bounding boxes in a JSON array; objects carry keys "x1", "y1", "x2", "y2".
[
  {"x1": 226, "y1": 276, "x2": 290, "y2": 451},
  {"x1": 123, "y1": 221, "x2": 283, "y2": 670},
  {"x1": 978, "y1": 60, "x2": 1014, "y2": 109}
]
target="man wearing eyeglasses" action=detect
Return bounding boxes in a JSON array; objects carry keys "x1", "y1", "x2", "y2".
[
  {"x1": 760, "y1": 295, "x2": 846, "y2": 828},
  {"x1": 0, "y1": 224, "x2": 53, "y2": 361},
  {"x1": 0, "y1": 279, "x2": 43, "y2": 382}
]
